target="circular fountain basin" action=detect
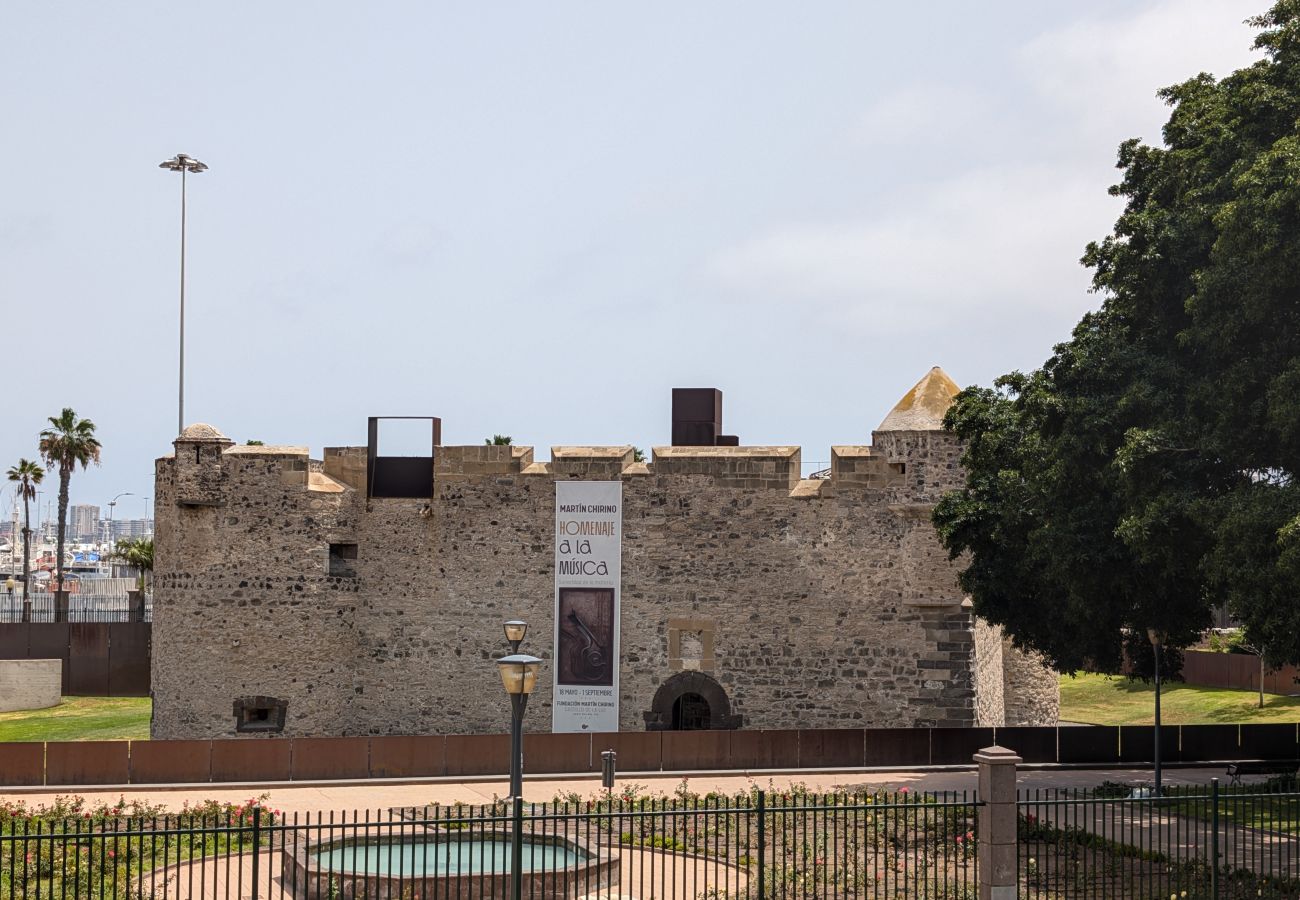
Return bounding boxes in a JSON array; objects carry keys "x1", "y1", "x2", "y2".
[{"x1": 282, "y1": 831, "x2": 618, "y2": 900}]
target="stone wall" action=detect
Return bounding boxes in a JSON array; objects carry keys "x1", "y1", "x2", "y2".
[
  {"x1": 0, "y1": 659, "x2": 61, "y2": 712},
  {"x1": 972, "y1": 618, "x2": 1006, "y2": 726},
  {"x1": 152, "y1": 419, "x2": 1057, "y2": 739},
  {"x1": 1001, "y1": 639, "x2": 1061, "y2": 726}
]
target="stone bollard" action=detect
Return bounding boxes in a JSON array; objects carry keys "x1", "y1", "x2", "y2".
[{"x1": 974, "y1": 744, "x2": 1021, "y2": 900}]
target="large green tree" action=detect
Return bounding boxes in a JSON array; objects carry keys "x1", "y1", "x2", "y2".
[
  {"x1": 6, "y1": 459, "x2": 44, "y2": 622},
  {"x1": 934, "y1": 2, "x2": 1300, "y2": 673},
  {"x1": 38, "y1": 409, "x2": 101, "y2": 595}
]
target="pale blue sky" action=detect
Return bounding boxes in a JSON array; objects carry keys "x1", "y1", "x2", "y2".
[{"x1": 1, "y1": 1, "x2": 1263, "y2": 515}]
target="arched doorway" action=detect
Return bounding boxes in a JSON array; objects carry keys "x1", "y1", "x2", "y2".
[
  {"x1": 644, "y1": 671, "x2": 742, "y2": 730},
  {"x1": 672, "y1": 692, "x2": 712, "y2": 730}
]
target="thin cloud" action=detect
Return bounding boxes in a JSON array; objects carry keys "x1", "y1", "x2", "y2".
[{"x1": 703, "y1": 166, "x2": 1106, "y2": 334}]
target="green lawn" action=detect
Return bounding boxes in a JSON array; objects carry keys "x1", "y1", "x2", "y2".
[
  {"x1": 0, "y1": 696, "x2": 151, "y2": 742},
  {"x1": 1061, "y1": 672, "x2": 1300, "y2": 725}
]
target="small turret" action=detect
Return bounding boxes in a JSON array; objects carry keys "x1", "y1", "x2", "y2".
[
  {"x1": 872, "y1": 367, "x2": 964, "y2": 499},
  {"x1": 876, "y1": 367, "x2": 960, "y2": 432},
  {"x1": 173, "y1": 423, "x2": 233, "y2": 507}
]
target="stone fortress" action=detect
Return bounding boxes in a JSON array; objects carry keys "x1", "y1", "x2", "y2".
[{"x1": 151, "y1": 367, "x2": 1059, "y2": 739}]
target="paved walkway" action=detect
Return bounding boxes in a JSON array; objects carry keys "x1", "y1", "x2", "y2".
[{"x1": 0, "y1": 766, "x2": 1238, "y2": 814}]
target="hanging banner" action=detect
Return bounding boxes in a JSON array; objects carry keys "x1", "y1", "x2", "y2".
[{"x1": 552, "y1": 481, "x2": 622, "y2": 733}]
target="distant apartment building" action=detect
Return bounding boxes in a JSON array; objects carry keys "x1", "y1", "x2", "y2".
[
  {"x1": 109, "y1": 518, "x2": 154, "y2": 540},
  {"x1": 70, "y1": 505, "x2": 100, "y2": 542}
]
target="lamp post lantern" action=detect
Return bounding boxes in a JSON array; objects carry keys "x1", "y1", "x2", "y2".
[
  {"x1": 158, "y1": 153, "x2": 208, "y2": 436},
  {"x1": 504, "y1": 619, "x2": 528, "y2": 654},
  {"x1": 1148, "y1": 627, "x2": 1165, "y2": 797}
]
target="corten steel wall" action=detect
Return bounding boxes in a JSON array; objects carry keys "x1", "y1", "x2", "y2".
[
  {"x1": 152, "y1": 429, "x2": 1060, "y2": 741},
  {"x1": 4, "y1": 724, "x2": 1298, "y2": 787},
  {"x1": 1181, "y1": 650, "x2": 1300, "y2": 695},
  {"x1": 0, "y1": 623, "x2": 150, "y2": 696}
]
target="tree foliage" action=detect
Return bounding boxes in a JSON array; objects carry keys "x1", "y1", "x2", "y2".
[
  {"x1": 934, "y1": 3, "x2": 1300, "y2": 673},
  {"x1": 6, "y1": 459, "x2": 44, "y2": 616},
  {"x1": 111, "y1": 538, "x2": 153, "y2": 591},
  {"x1": 38, "y1": 408, "x2": 100, "y2": 592}
]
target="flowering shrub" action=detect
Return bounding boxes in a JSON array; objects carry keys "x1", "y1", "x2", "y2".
[{"x1": 0, "y1": 794, "x2": 281, "y2": 899}]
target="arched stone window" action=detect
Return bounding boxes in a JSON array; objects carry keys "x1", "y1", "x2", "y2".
[{"x1": 644, "y1": 671, "x2": 742, "y2": 731}]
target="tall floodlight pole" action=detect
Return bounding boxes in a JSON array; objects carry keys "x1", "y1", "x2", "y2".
[{"x1": 158, "y1": 154, "x2": 208, "y2": 436}]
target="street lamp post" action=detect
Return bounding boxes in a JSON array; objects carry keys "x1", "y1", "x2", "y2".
[
  {"x1": 495, "y1": 621, "x2": 541, "y2": 900},
  {"x1": 107, "y1": 492, "x2": 133, "y2": 550},
  {"x1": 1148, "y1": 628, "x2": 1165, "y2": 797},
  {"x1": 158, "y1": 153, "x2": 208, "y2": 436}
]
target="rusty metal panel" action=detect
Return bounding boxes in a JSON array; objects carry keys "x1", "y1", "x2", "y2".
[
  {"x1": 290, "y1": 737, "x2": 370, "y2": 781},
  {"x1": 798, "y1": 729, "x2": 865, "y2": 768},
  {"x1": 68, "y1": 623, "x2": 110, "y2": 695},
  {"x1": 445, "y1": 734, "x2": 510, "y2": 777},
  {"x1": 662, "y1": 730, "x2": 730, "y2": 771},
  {"x1": 0, "y1": 743, "x2": 45, "y2": 786},
  {"x1": 991, "y1": 727, "x2": 1057, "y2": 764},
  {"x1": 368, "y1": 736, "x2": 445, "y2": 778},
  {"x1": 367, "y1": 417, "x2": 441, "y2": 498},
  {"x1": 0, "y1": 624, "x2": 29, "y2": 659},
  {"x1": 107, "y1": 624, "x2": 151, "y2": 696},
  {"x1": 522, "y1": 733, "x2": 590, "y2": 774},
  {"x1": 108, "y1": 624, "x2": 151, "y2": 696},
  {"x1": 130, "y1": 740, "x2": 212, "y2": 784},
  {"x1": 1058, "y1": 726, "x2": 1119, "y2": 764},
  {"x1": 862, "y1": 728, "x2": 931, "y2": 767},
  {"x1": 588, "y1": 731, "x2": 662, "y2": 773},
  {"x1": 210, "y1": 738, "x2": 292, "y2": 782},
  {"x1": 46, "y1": 740, "x2": 130, "y2": 785},
  {"x1": 728, "y1": 730, "x2": 800, "y2": 769},
  {"x1": 931, "y1": 727, "x2": 996, "y2": 765},
  {"x1": 27, "y1": 624, "x2": 70, "y2": 687},
  {"x1": 1240, "y1": 723, "x2": 1299, "y2": 760},
  {"x1": 1179, "y1": 724, "x2": 1239, "y2": 762}
]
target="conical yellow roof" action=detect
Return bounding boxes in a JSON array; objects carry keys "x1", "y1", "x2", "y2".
[{"x1": 876, "y1": 367, "x2": 960, "y2": 432}]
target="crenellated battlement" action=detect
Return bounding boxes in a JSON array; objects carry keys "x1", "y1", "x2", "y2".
[
  {"x1": 162, "y1": 435, "x2": 958, "y2": 503},
  {"x1": 163, "y1": 367, "x2": 965, "y2": 503}
]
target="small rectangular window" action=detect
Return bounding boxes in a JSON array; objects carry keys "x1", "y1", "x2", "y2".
[
  {"x1": 328, "y1": 542, "x2": 358, "y2": 577},
  {"x1": 232, "y1": 696, "x2": 287, "y2": 733}
]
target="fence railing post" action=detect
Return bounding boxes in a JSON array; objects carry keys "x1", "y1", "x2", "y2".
[
  {"x1": 756, "y1": 789, "x2": 766, "y2": 900},
  {"x1": 511, "y1": 794, "x2": 525, "y2": 900},
  {"x1": 974, "y1": 744, "x2": 1021, "y2": 900},
  {"x1": 1211, "y1": 776, "x2": 1220, "y2": 899},
  {"x1": 250, "y1": 804, "x2": 261, "y2": 900}
]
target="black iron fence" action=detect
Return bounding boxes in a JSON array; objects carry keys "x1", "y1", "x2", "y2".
[
  {"x1": 1018, "y1": 779, "x2": 1300, "y2": 898},
  {"x1": 0, "y1": 789, "x2": 980, "y2": 899},
  {"x1": 0, "y1": 591, "x2": 151, "y2": 624}
]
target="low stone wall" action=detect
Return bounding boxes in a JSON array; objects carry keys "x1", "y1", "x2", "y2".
[{"x1": 0, "y1": 658, "x2": 61, "y2": 712}]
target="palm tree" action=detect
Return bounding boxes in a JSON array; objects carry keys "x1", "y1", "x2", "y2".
[
  {"x1": 6, "y1": 459, "x2": 44, "y2": 622},
  {"x1": 38, "y1": 409, "x2": 101, "y2": 596},
  {"x1": 112, "y1": 537, "x2": 154, "y2": 592}
]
